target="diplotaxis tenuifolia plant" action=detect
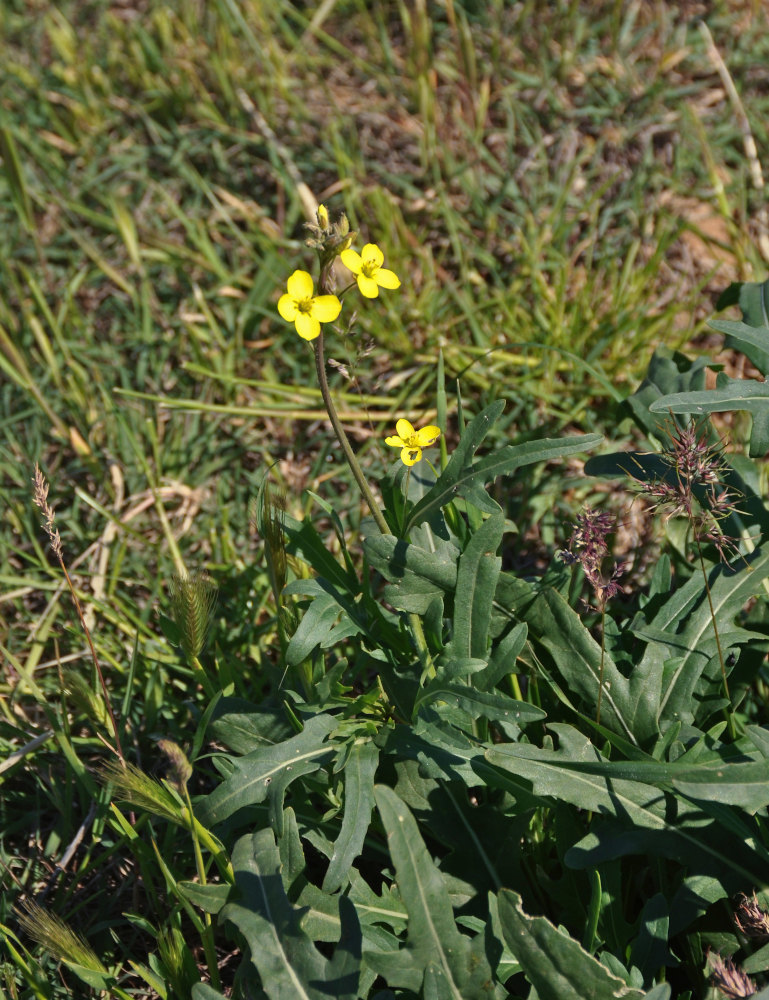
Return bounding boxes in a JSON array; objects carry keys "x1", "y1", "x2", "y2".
[
  {"x1": 16, "y1": 204, "x2": 769, "y2": 1000},
  {"x1": 182, "y1": 222, "x2": 769, "y2": 998},
  {"x1": 8, "y1": 6, "x2": 769, "y2": 998}
]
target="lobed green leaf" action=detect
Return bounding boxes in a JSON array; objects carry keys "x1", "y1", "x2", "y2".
[
  {"x1": 198, "y1": 714, "x2": 337, "y2": 833},
  {"x1": 496, "y1": 888, "x2": 645, "y2": 1000}
]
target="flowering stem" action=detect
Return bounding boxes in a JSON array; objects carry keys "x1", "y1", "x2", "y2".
[
  {"x1": 695, "y1": 536, "x2": 736, "y2": 740},
  {"x1": 312, "y1": 330, "x2": 435, "y2": 678},
  {"x1": 33, "y1": 466, "x2": 125, "y2": 764},
  {"x1": 59, "y1": 558, "x2": 125, "y2": 765},
  {"x1": 401, "y1": 467, "x2": 412, "y2": 535},
  {"x1": 313, "y1": 333, "x2": 390, "y2": 535},
  {"x1": 596, "y1": 603, "x2": 606, "y2": 727}
]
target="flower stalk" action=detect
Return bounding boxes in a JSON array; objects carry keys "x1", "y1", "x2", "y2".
[
  {"x1": 560, "y1": 507, "x2": 622, "y2": 726},
  {"x1": 313, "y1": 325, "x2": 435, "y2": 678},
  {"x1": 308, "y1": 228, "x2": 435, "y2": 678},
  {"x1": 312, "y1": 330, "x2": 391, "y2": 537},
  {"x1": 33, "y1": 465, "x2": 125, "y2": 764}
]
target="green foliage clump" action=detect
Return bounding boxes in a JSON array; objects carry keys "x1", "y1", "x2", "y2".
[{"x1": 4, "y1": 3, "x2": 769, "y2": 998}]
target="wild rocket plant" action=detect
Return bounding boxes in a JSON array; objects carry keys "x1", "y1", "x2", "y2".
[
  {"x1": 8, "y1": 5, "x2": 769, "y2": 998},
  {"x1": 188, "y1": 225, "x2": 769, "y2": 999},
  {"x1": 17, "y1": 204, "x2": 769, "y2": 1000}
]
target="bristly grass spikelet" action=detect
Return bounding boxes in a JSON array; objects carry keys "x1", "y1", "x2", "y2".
[
  {"x1": 258, "y1": 481, "x2": 288, "y2": 607},
  {"x1": 157, "y1": 738, "x2": 193, "y2": 794},
  {"x1": 17, "y1": 901, "x2": 106, "y2": 971},
  {"x1": 16, "y1": 901, "x2": 131, "y2": 999},
  {"x1": 251, "y1": 482, "x2": 300, "y2": 662},
  {"x1": 169, "y1": 572, "x2": 218, "y2": 661},
  {"x1": 99, "y1": 757, "x2": 182, "y2": 825},
  {"x1": 63, "y1": 670, "x2": 110, "y2": 728}
]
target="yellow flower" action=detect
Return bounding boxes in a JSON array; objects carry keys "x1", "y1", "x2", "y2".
[
  {"x1": 385, "y1": 419, "x2": 441, "y2": 467},
  {"x1": 340, "y1": 243, "x2": 401, "y2": 299},
  {"x1": 277, "y1": 270, "x2": 341, "y2": 341}
]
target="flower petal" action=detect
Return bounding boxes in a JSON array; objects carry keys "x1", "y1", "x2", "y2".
[
  {"x1": 356, "y1": 274, "x2": 379, "y2": 298},
  {"x1": 295, "y1": 312, "x2": 320, "y2": 340},
  {"x1": 361, "y1": 243, "x2": 384, "y2": 269},
  {"x1": 401, "y1": 446, "x2": 421, "y2": 467},
  {"x1": 340, "y1": 248, "x2": 362, "y2": 274},
  {"x1": 277, "y1": 293, "x2": 298, "y2": 321},
  {"x1": 385, "y1": 435, "x2": 406, "y2": 448},
  {"x1": 286, "y1": 269, "x2": 314, "y2": 298},
  {"x1": 395, "y1": 419, "x2": 415, "y2": 441},
  {"x1": 415, "y1": 425, "x2": 441, "y2": 447},
  {"x1": 312, "y1": 295, "x2": 342, "y2": 322},
  {"x1": 375, "y1": 267, "x2": 401, "y2": 290}
]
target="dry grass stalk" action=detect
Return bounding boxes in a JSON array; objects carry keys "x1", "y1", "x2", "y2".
[{"x1": 32, "y1": 464, "x2": 125, "y2": 764}]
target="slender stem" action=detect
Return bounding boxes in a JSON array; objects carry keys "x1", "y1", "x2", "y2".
[
  {"x1": 314, "y1": 333, "x2": 390, "y2": 535},
  {"x1": 596, "y1": 603, "x2": 606, "y2": 727},
  {"x1": 59, "y1": 559, "x2": 124, "y2": 764},
  {"x1": 582, "y1": 868, "x2": 602, "y2": 954},
  {"x1": 183, "y1": 786, "x2": 221, "y2": 991},
  {"x1": 312, "y1": 326, "x2": 434, "y2": 677},
  {"x1": 192, "y1": 654, "x2": 217, "y2": 699},
  {"x1": 695, "y1": 536, "x2": 736, "y2": 740},
  {"x1": 190, "y1": 816, "x2": 235, "y2": 884},
  {"x1": 401, "y1": 467, "x2": 411, "y2": 536}
]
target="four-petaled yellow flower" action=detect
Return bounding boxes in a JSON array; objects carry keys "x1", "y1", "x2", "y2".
[
  {"x1": 386, "y1": 419, "x2": 441, "y2": 467},
  {"x1": 341, "y1": 243, "x2": 401, "y2": 299},
  {"x1": 277, "y1": 270, "x2": 341, "y2": 341}
]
